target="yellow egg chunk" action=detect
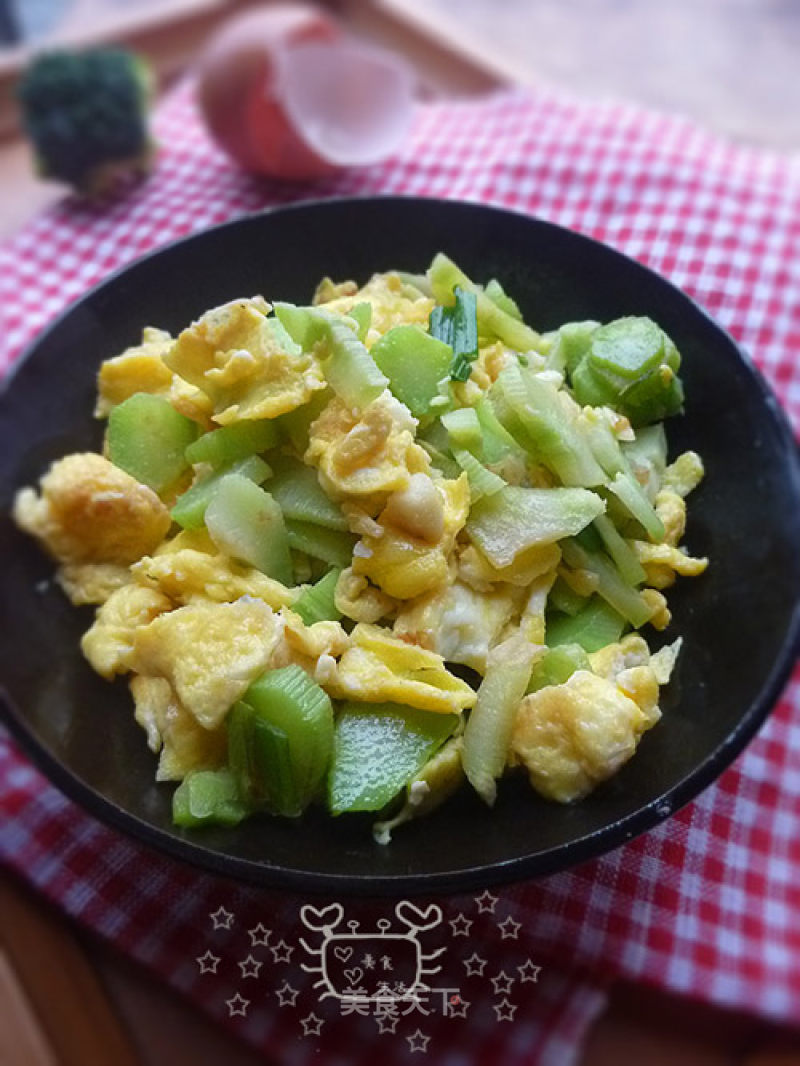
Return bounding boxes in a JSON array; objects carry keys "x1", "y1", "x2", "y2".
[
  {"x1": 95, "y1": 327, "x2": 174, "y2": 417},
  {"x1": 131, "y1": 598, "x2": 284, "y2": 729},
  {"x1": 131, "y1": 546, "x2": 296, "y2": 610},
  {"x1": 130, "y1": 675, "x2": 227, "y2": 782},
  {"x1": 165, "y1": 297, "x2": 326, "y2": 423},
  {"x1": 457, "y1": 541, "x2": 562, "y2": 592},
  {"x1": 510, "y1": 669, "x2": 660, "y2": 803},
  {"x1": 82, "y1": 584, "x2": 173, "y2": 679},
  {"x1": 326, "y1": 623, "x2": 476, "y2": 714},
  {"x1": 306, "y1": 391, "x2": 428, "y2": 501},
  {"x1": 13, "y1": 452, "x2": 171, "y2": 567},
  {"x1": 352, "y1": 474, "x2": 469, "y2": 600},
  {"x1": 56, "y1": 561, "x2": 131, "y2": 605},
  {"x1": 587, "y1": 633, "x2": 651, "y2": 680},
  {"x1": 394, "y1": 579, "x2": 519, "y2": 675},
  {"x1": 314, "y1": 272, "x2": 434, "y2": 342},
  {"x1": 632, "y1": 541, "x2": 708, "y2": 589},
  {"x1": 334, "y1": 567, "x2": 397, "y2": 623}
]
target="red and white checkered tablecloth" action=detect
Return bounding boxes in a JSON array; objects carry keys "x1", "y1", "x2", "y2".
[{"x1": 2, "y1": 79, "x2": 800, "y2": 1064}]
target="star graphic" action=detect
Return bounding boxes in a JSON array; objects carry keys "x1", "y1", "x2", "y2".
[
  {"x1": 407, "y1": 1029, "x2": 430, "y2": 1053},
  {"x1": 196, "y1": 950, "x2": 221, "y2": 975},
  {"x1": 491, "y1": 970, "x2": 514, "y2": 995},
  {"x1": 376, "y1": 1014, "x2": 399, "y2": 1034},
  {"x1": 475, "y1": 890, "x2": 498, "y2": 914},
  {"x1": 449, "y1": 912, "x2": 473, "y2": 937},
  {"x1": 518, "y1": 959, "x2": 541, "y2": 983},
  {"x1": 209, "y1": 905, "x2": 234, "y2": 930},
  {"x1": 448, "y1": 995, "x2": 470, "y2": 1019},
  {"x1": 238, "y1": 954, "x2": 262, "y2": 979},
  {"x1": 247, "y1": 922, "x2": 271, "y2": 947},
  {"x1": 300, "y1": 1012, "x2": 324, "y2": 1037},
  {"x1": 494, "y1": 997, "x2": 517, "y2": 1022},
  {"x1": 271, "y1": 939, "x2": 294, "y2": 963},
  {"x1": 225, "y1": 993, "x2": 249, "y2": 1018},
  {"x1": 498, "y1": 915, "x2": 521, "y2": 940},
  {"x1": 463, "y1": 952, "x2": 487, "y2": 977},
  {"x1": 276, "y1": 981, "x2": 299, "y2": 1007}
]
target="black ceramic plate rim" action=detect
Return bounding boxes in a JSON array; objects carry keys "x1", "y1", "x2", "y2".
[{"x1": 2, "y1": 195, "x2": 800, "y2": 897}]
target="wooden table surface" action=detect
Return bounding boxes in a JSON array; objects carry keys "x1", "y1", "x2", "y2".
[{"x1": 2, "y1": 2, "x2": 800, "y2": 1063}]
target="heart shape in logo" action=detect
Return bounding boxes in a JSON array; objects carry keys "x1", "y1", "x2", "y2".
[
  {"x1": 300, "y1": 903, "x2": 344, "y2": 932},
  {"x1": 333, "y1": 945, "x2": 353, "y2": 962},
  {"x1": 344, "y1": 967, "x2": 364, "y2": 987},
  {"x1": 395, "y1": 901, "x2": 443, "y2": 931}
]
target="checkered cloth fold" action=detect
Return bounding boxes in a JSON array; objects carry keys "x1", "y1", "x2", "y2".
[{"x1": 2, "y1": 80, "x2": 800, "y2": 1063}]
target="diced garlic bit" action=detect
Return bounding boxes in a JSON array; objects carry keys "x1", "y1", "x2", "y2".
[
  {"x1": 381, "y1": 473, "x2": 445, "y2": 543},
  {"x1": 314, "y1": 653, "x2": 337, "y2": 685}
]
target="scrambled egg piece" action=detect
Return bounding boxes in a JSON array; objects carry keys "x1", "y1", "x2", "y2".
[
  {"x1": 132, "y1": 545, "x2": 296, "y2": 610},
  {"x1": 13, "y1": 453, "x2": 171, "y2": 566},
  {"x1": 306, "y1": 390, "x2": 429, "y2": 501},
  {"x1": 131, "y1": 675, "x2": 226, "y2": 781},
  {"x1": 131, "y1": 598, "x2": 284, "y2": 730},
  {"x1": 517, "y1": 570, "x2": 558, "y2": 644},
  {"x1": 510, "y1": 668, "x2": 661, "y2": 802},
  {"x1": 272, "y1": 609, "x2": 350, "y2": 677},
  {"x1": 335, "y1": 567, "x2": 397, "y2": 623},
  {"x1": 57, "y1": 562, "x2": 131, "y2": 606},
  {"x1": 82, "y1": 584, "x2": 173, "y2": 678},
  {"x1": 326, "y1": 623, "x2": 477, "y2": 714},
  {"x1": 95, "y1": 327, "x2": 174, "y2": 417},
  {"x1": 314, "y1": 272, "x2": 434, "y2": 345},
  {"x1": 663, "y1": 450, "x2": 704, "y2": 497},
  {"x1": 352, "y1": 474, "x2": 469, "y2": 599},
  {"x1": 457, "y1": 541, "x2": 561, "y2": 592},
  {"x1": 165, "y1": 297, "x2": 325, "y2": 424},
  {"x1": 394, "y1": 579, "x2": 519, "y2": 674},
  {"x1": 654, "y1": 490, "x2": 686, "y2": 546},
  {"x1": 632, "y1": 541, "x2": 708, "y2": 589}
]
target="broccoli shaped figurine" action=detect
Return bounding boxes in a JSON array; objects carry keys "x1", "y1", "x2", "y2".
[{"x1": 17, "y1": 48, "x2": 155, "y2": 197}]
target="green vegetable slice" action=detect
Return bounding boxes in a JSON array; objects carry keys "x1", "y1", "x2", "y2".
[
  {"x1": 275, "y1": 303, "x2": 388, "y2": 410},
  {"x1": 462, "y1": 635, "x2": 541, "y2": 805},
  {"x1": 204, "y1": 474, "x2": 293, "y2": 584},
  {"x1": 170, "y1": 454, "x2": 271, "y2": 530},
  {"x1": 284, "y1": 519, "x2": 356, "y2": 569},
  {"x1": 493, "y1": 363, "x2": 606, "y2": 487},
  {"x1": 293, "y1": 568, "x2": 342, "y2": 625},
  {"x1": 328, "y1": 702, "x2": 459, "y2": 814},
  {"x1": 185, "y1": 419, "x2": 278, "y2": 467},
  {"x1": 561, "y1": 539, "x2": 654, "y2": 628},
  {"x1": 467, "y1": 484, "x2": 605, "y2": 568},
  {"x1": 546, "y1": 597, "x2": 627, "y2": 652},
  {"x1": 526, "y1": 643, "x2": 591, "y2": 691},
  {"x1": 267, "y1": 455, "x2": 348, "y2": 530},
  {"x1": 370, "y1": 324, "x2": 453, "y2": 416},
  {"x1": 451, "y1": 447, "x2": 505, "y2": 501},
  {"x1": 234, "y1": 665, "x2": 335, "y2": 817},
  {"x1": 108, "y1": 392, "x2": 199, "y2": 493},
  {"x1": 172, "y1": 769, "x2": 249, "y2": 828}
]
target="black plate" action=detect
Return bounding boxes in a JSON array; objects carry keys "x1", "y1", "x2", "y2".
[{"x1": 2, "y1": 196, "x2": 800, "y2": 896}]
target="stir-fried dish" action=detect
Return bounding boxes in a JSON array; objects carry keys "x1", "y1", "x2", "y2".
[{"x1": 13, "y1": 253, "x2": 707, "y2": 840}]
